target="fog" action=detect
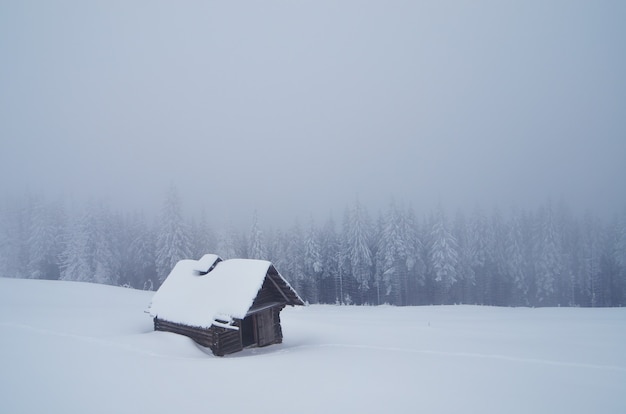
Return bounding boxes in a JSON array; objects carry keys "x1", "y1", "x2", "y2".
[{"x1": 2, "y1": 1, "x2": 625, "y2": 227}]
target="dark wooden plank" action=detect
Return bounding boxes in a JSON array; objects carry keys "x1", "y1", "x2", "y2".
[
  {"x1": 216, "y1": 329, "x2": 243, "y2": 356},
  {"x1": 154, "y1": 318, "x2": 215, "y2": 347},
  {"x1": 256, "y1": 309, "x2": 276, "y2": 347}
]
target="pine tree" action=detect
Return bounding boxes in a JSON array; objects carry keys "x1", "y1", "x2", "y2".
[
  {"x1": 126, "y1": 212, "x2": 157, "y2": 289},
  {"x1": 553, "y1": 201, "x2": 577, "y2": 306},
  {"x1": 91, "y1": 205, "x2": 121, "y2": 285},
  {"x1": 59, "y1": 202, "x2": 120, "y2": 285},
  {"x1": 377, "y1": 200, "x2": 408, "y2": 305},
  {"x1": 60, "y1": 205, "x2": 96, "y2": 283},
  {"x1": 345, "y1": 200, "x2": 373, "y2": 304},
  {"x1": 535, "y1": 203, "x2": 562, "y2": 306},
  {"x1": 469, "y1": 209, "x2": 493, "y2": 305},
  {"x1": 611, "y1": 211, "x2": 626, "y2": 305},
  {"x1": 266, "y1": 227, "x2": 288, "y2": 278},
  {"x1": 0, "y1": 206, "x2": 8, "y2": 276},
  {"x1": 248, "y1": 210, "x2": 266, "y2": 260},
  {"x1": 285, "y1": 221, "x2": 306, "y2": 300},
  {"x1": 155, "y1": 186, "x2": 192, "y2": 284},
  {"x1": 429, "y1": 205, "x2": 458, "y2": 303},
  {"x1": 26, "y1": 199, "x2": 63, "y2": 280},
  {"x1": 234, "y1": 231, "x2": 249, "y2": 259},
  {"x1": 490, "y1": 208, "x2": 510, "y2": 306},
  {"x1": 216, "y1": 223, "x2": 239, "y2": 260},
  {"x1": 404, "y1": 207, "x2": 426, "y2": 305},
  {"x1": 616, "y1": 211, "x2": 626, "y2": 271},
  {"x1": 189, "y1": 210, "x2": 216, "y2": 259},
  {"x1": 372, "y1": 213, "x2": 386, "y2": 305},
  {"x1": 0, "y1": 198, "x2": 29, "y2": 279},
  {"x1": 319, "y1": 216, "x2": 341, "y2": 304},
  {"x1": 598, "y1": 219, "x2": 622, "y2": 306},
  {"x1": 506, "y1": 210, "x2": 528, "y2": 305},
  {"x1": 453, "y1": 211, "x2": 475, "y2": 304},
  {"x1": 303, "y1": 217, "x2": 322, "y2": 303}
]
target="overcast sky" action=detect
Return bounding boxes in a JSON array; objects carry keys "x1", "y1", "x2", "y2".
[{"x1": 1, "y1": 1, "x2": 625, "y2": 226}]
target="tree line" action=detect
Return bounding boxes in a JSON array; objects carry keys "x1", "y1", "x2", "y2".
[{"x1": 1, "y1": 188, "x2": 625, "y2": 307}]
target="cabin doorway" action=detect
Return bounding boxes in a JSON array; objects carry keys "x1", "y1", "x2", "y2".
[
  {"x1": 241, "y1": 309, "x2": 276, "y2": 348},
  {"x1": 241, "y1": 315, "x2": 255, "y2": 347}
]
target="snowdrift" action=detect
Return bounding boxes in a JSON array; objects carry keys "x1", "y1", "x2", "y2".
[{"x1": 1, "y1": 277, "x2": 625, "y2": 414}]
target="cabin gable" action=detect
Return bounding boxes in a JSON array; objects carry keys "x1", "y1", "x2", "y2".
[{"x1": 250, "y1": 277, "x2": 286, "y2": 310}]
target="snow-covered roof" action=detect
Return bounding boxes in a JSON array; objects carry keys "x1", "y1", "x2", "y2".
[
  {"x1": 193, "y1": 254, "x2": 221, "y2": 273},
  {"x1": 149, "y1": 255, "x2": 302, "y2": 328}
]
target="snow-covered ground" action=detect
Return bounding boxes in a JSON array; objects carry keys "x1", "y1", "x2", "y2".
[{"x1": 1, "y1": 277, "x2": 625, "y2": 414}]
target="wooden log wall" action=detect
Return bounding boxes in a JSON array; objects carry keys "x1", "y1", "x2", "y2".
[
  {"x1": 154, "y1": 318, "x2": 215, "y2": 348},
  {"x1": 214, "y1": 328, "x2": 243, "y2": 356},
  {"x1": 153, "y1": 304, "x2": 288, "y2": 356}
]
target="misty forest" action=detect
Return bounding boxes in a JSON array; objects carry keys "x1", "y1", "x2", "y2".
[
  {"x1": 2, "y1": 187, "x2": 625, "y2": 308},
  {"x1": 2, "y1": 2, "x2": 626, "y2": 413}
]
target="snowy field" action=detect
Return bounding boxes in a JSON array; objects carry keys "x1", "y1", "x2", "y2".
[{"x1": 1, "y1": 277, "x2": 625, "y2": 414}]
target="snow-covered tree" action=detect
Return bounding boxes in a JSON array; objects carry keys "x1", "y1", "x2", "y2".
[
  {"x1": 60, "y1": 202, "x2": 120, "y2": 285},
  {"x1": 248, "y1": 210, "x2": 266, "y2": 260},
  {"x1": 490, "y1": 208, "x2": 510, "y2": 306},
  {"x1": 59, "y1": 210, "x2": 92, "y2": 283},
  {"x1": 284, "y1": 221, "x2": 306, "y2": 299},
  {"x1": 124, "y1": 212, "x2": 156, "y2": 289},
  {"x1": 319, "y1": 216, "x2": 342, "y2": 304},
  {"x1": 303, "y1": 217, "x2": 322, "y2": 303},
  {"x1": 26, "y1": 199, "x2": 64, "y2": 280},
  {"x1": 614, "y1": 211, "x2": 626, "y2": 304},
  {"x1": 0, "y1": 208, "x2": 8, "y2": 276},
  {"x1": 216, "y1": 223, "x2": 239, "y2": 260},
  {"x1": 0, "y1": 199, "x2": 29, "y2": 279},
  {"x1": 580, "y1": 211, "x2": 602, "y2": 307},
  {"x1": 453, "y1": 211, "x2": 475, "y2": 303},
  {"x1": 469, "y1": 208, "x2": 494, "y2": 304},
  {"x1": 506, "y1": 210, "x2": 528, "y2": 305},
  {"x1": 534, "y1": 204, "x2": 563, "y2": 306},
  {"x1": 189, "y1": 210, "x2": 216, "y2": 259},
  {"x1": 344, "y1": 200, "x2": 373, "y2": 302},
  {"x1": 429, "y1": 205, "x2": 458, "y2": 302},
  {"x1": 155, "y1": 186, "x2": 192, "y2": 284},
  {"x1": 598, "y1": 219, "x2": 623, "y2": 306},
  {"x1": 616, "y1": 211, "x2": 626, "y2": 270},
  {"x1": 404, "y1": 206, "x2": 425, "y2": 302},
  {"x1": 377, "y1": 200, "x2": 408, "y2": 305},
  {"x1": 266, "y1": 227, "x2": 287, "y2": 274},
  {"x1": 92, "y1": 206, "x2": 121, "y2": 285}
]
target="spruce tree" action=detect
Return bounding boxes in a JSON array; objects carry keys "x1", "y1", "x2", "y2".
[
  {"x1": 506, "y1": 210, "x2": 528, "y2": 305},
  {"x1": 319, "y1": 216, "x2": 341, "y2": 304},
  {"x1": 27, "y1": 199, "x2": 63, "y2": 280},
  {"x1": 378, "y1": 200, "x2": 408, "y2": 305},
  {"x1": 303, "y1": 217, "x2": 322, "y2": 303},
  {"x1": 285, "y1": 221, "x2": 306, "y2": 299},
  {"x1": 429, "y1": 204, "x2": 458, "y2": 303},
  {"x1": 345, "y1": 200, "x2": 373, "y2": 304},
  {"x1": 535, "y1": 204, "x2": 562, "y2": 306},
  {"x1": 453, "y1": 211, "x2": 475, "y2": 304},
  {"x1": 155, "y1": 186, "x2": 192, "y2": 285},
  {"x1": 248, "y1": 210, "x2": 266, "y2": 260},
  {"x1": 60, "y1": 206, "x2": 95, "y2": 283}
]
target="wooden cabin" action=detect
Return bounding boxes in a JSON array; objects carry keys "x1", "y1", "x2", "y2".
[{"x1": 148, "y1": 254, "x2": 304, "y2": 356}]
